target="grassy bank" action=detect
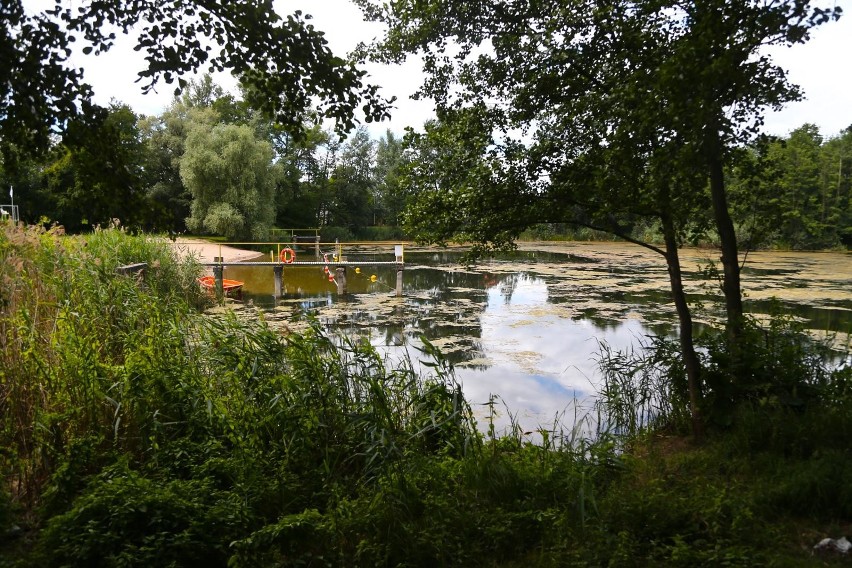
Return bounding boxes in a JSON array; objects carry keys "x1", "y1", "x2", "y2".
[{"x1": 1, "y1": 224, "x2": 849, "y2": 566}]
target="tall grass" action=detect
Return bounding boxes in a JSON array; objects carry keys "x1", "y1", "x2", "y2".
[
  {"x1": 594, "y1": 336, "x2": 693, "y2": 437},
  {"x1": 3, "y1": 224, "x2": 550, "y2": 565},
  {"x1": 3, "y1": 223, "x2": 850, "y2": 566},
  {"x1": 0, "y1": 223, "x2": 207, "y2": 510}
]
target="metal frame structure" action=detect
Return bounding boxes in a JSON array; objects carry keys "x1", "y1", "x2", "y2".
[{"x1": 0, "y1": 205, "x2": 19, "y2": 223}]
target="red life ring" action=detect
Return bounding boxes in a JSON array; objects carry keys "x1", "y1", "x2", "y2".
[{"x1": 279, "y1": 247, "x2": 296, "y2": 264}]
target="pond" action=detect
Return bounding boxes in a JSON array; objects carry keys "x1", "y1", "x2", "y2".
[{"x1": 218, "y1": 242, "x2": 852, "y2": 434}]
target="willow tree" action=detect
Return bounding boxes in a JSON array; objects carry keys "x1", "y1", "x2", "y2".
[
  {"x1": 180, "y1": 117, "x2": 277, "y2": 241},
  {"x1": 358, "y1": 0, "x2": 841, "y2": 432}
]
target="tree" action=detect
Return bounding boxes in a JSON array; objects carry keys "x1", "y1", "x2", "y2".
[
  {"x1": 327, "y1": 127, "x2": 375, "y2": 232},
  {"x1": 139, "y1": 104, "x2": 195, "y2": 234},
  {"x1": 375, "y1": 130, "x2": 409, "y2": 226},
  {"x1": 42, "y1": 103, "x2": 152, "y2": 232},
  {"x1": 821, "y1": 126, "x2": 852, "y2": 247},
  {"x1": 728, "y1": 125, "x2": 852, "y2": 250},
  {"x1": 180, "y1": 119, "x2": 277, "y2": 240},
  {"x1": 0, "y1": 145, "x2": 50, "y2": 225},
  {"x1": 358, "y1": 0, "x2": 841, "y2": 433},
  {"x1": 272, "y1": 125, "x2": 333, "y2": 229},
  {"x1": 1, "y1": 0, "x2": 392, "y2": 162},
  {"x1": 770, "y1": 124, "x2": 825, "y2": 248},
  {"x1": 139, "y1": 75, "x2": 253, "y2": 233}
]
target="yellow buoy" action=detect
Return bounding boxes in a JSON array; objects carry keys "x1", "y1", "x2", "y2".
[
  {"x1": 355, "y1": 267, "x2": 361, "y2": 274},
  {"x1": 370, "y1": 275, "x2": 377, "y2": 283}
]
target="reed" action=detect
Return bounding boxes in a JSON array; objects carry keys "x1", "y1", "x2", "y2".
[{"x1": 3, "y1": 225, "x2": 849, "y2": 567}]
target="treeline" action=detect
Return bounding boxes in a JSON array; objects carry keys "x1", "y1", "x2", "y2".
[
  {"x1": 728, "y1": 124, "x2": 852, "y2": 250},
  {"x1": 521, "y1": 124, "x2": 852, "y2": 250},
  {"x1": 1, "y1": 75, "x2": 849, "y2": 249},
  {"x1": 1, "y1": 76, "x2": 410, "y2": 241}
]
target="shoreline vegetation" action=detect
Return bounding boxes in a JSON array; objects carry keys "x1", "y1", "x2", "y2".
[
  {"x1": 174, "y1": 235, "x2": 851, "y2": 353},
  {"x1": 2, "y1": 225, "x2": 851, "y2": 566},
  {"x1": 514, "y1": 228, "x2": 852, "y2": 253}
]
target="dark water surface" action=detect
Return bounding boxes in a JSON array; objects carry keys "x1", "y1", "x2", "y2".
[{"x1": 221, "y1": 244, "x2": 852, "y2": 433}]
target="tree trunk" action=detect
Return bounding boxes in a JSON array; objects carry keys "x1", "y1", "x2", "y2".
[
  {"x1": 661, "y1": 213, "x2": 704, "y2": 439},
  {"x1": 706, "y1": 128, "x2": 743, "y2": 341}
]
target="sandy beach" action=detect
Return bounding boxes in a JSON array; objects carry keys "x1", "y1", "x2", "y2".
[{"x1": 169, "y1": 238, "x2": 265, "y2": 264}]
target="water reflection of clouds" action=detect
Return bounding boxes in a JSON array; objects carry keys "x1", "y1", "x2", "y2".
[
  {"x1": 463, "y1": 275, "x2": 654, "y2": 433},
  {"x1": 233, "y1": 246, "x2": 850, "y2": 435},
  {"x1": 460, "y1": 367, "x2": 592, "y2": 436}
]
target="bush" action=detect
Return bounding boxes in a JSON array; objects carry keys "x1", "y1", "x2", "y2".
[
  {"x1": 1, "y1": 224, "x2": 205, "y2": 510},
  {"x1": 0, "y1": 488, "x2": 11, "y2": 534},
  {"x1": 355, "y1": 225, "x2": 409, "y2": 241},
  {"x1": 34, "y1": 461, "x2": 247, "y2": 567},
  {"x1": 698, "y1": 309, "x2": 846, "y2": 426},
  {"x1": 319, "y1": 225, "x2": 354, "y2": 243}
]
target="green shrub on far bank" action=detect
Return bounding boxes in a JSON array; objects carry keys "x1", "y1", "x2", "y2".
[
  {"x1": 315, "y1": 225, "x2": 410, "y2": 242},
  {"x1": 518, "y1": 223, "x2": 624, "y2": 242},
  {"x1": 356, "y1": 225, "x2": 409, "y2": 241},
  {"x1": 319, "y1": 225, "x2": 355, "y2": 243}
]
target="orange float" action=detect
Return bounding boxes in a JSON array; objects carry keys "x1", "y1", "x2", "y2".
[{"x1": 279, "y1": 247, "x2": 296, "y2": 264}]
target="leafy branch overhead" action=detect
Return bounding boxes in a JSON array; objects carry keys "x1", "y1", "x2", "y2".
[
  {"x1": 356, "y1": 0, "x2": 842, "y2": 239},
  {"x1": 1, "y1": 0, "x2": 394, "y2": 156}
]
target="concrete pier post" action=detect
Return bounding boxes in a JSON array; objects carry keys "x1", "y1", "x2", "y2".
[
  {"x1": 213, "y1": 264, "x2": 224, "y2": 301},
  {"x1": 396, "y1": 269, "x2": 403, "y2": 297},
  {"x1": 315, "y1": 235, "x2": 321, "y2": 260},
  {"x1": 274, "y1": 265, "x2": 283, "y2": 298},
  {"x1": 335, "y1": 267, "x2": 347, "y2": 295}
]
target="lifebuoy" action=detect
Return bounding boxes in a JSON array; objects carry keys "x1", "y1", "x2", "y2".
[{"x1": 279, "y1": 247, "x2": 296, "y2": 264}]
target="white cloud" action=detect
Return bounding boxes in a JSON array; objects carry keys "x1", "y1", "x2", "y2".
[
  {"x1": 762, "y1": 2, "x2": 852, "y2": 138},
  {"x1": 20, "y1": 0, "x2": 852, "y2": 140}
]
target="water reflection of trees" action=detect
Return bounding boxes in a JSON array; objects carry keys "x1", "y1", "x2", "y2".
[
  {"x1": 304, "y1": 267, "x2": 540, "y2": 368},
  {"x1": 403, "y1": 268, "x2": 487, "y2": 292},
  {"x1": 403, "y1": 249, "x2": 594, "y2": 266},
  {"x1": 491, "y1": 272, "x2": 548, "y2": 305},
  {"x1": 258, "y1": 260, "x2": 678, "y2": 371},
  {"x1": 496, "y1": 273, "x2": 518, "y2": 304}
]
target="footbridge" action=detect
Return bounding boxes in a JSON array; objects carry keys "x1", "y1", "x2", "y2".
[{"x1": 201, "y1": 241, "x2": 407, "y2": 299}]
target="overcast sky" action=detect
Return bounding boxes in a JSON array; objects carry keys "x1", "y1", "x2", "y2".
[{"x1": 29, "y1": 0, "x2": 852, "y2": 139}]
